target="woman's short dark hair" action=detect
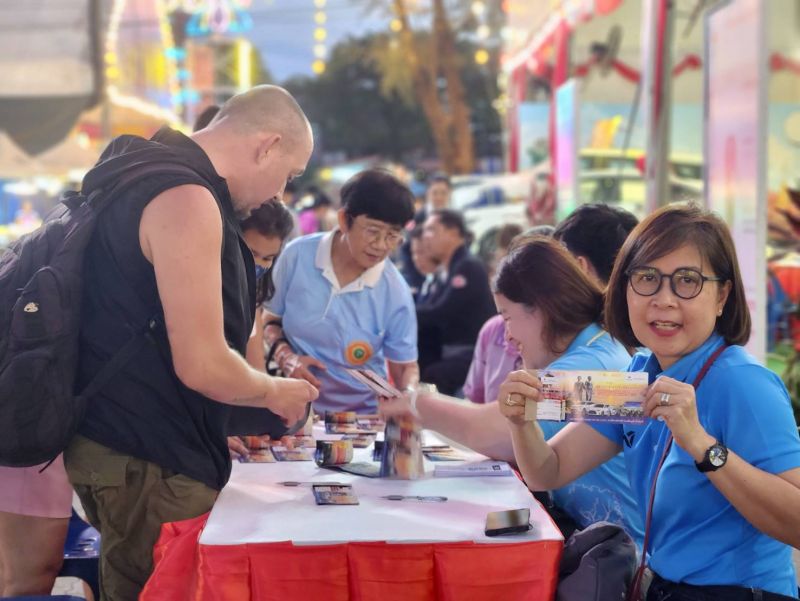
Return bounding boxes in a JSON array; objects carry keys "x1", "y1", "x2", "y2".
[
  {"x1": 493, "y1": 236, "x2": 604, "y2": 355},
  {"x1": 341, "y1": 169, "x2": 415, "y2": 228},
  {"x1": 605, "y1": 203, "x2": 751, "y2": 348},
  {"x1": 240, "y1": 199, "x2": 295, "y2": 304}
]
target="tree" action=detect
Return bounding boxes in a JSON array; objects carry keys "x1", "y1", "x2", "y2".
[
  {"x1": 379, "y1": 0, "x2": 476, "y2": 174},
  {"x1": 284, "y1": 35, "x2": 434, "y2": 163}
]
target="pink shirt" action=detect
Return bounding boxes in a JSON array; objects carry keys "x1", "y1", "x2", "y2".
[{"x1": 462, "y1": 314, "x2": 522, "y2": 404}]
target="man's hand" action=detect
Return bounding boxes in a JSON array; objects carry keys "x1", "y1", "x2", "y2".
[
  {"x1": 266, "y1": 377, "x2": 318, "y2": 425},
  {"x1": 227, "y1": 436, "x2": 249, "y2": 460}
]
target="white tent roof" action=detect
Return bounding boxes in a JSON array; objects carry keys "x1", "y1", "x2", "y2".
[
  {"x1": 0, "y1": 131, "x2": 42, "y2": 179},
  {"x1": 36, "y1": 135, "x2": 98, "y2": 176}
]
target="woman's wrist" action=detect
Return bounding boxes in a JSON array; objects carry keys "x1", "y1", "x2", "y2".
[{"x1": 408, "y1": 383, "x2": 436, "y2": 417}]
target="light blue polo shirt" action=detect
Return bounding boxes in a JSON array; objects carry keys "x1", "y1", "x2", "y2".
[
  {"x1": 539, "y1": 323, "x2": 645, "y2": 549},
  {"x1": 591, "y1": 333, "x2": 800, "y2": 595},
  {"x1": 267, "y1": 231, "x2": 418, "y2": 414}
]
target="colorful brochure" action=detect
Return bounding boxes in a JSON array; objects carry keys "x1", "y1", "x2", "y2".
[
  {"x1": 379, "y1": 415, "x2": 424, "y2": 480},
  {"x1": 312, "y1": 484, "x2": 359, "y2": 505},
  {"x1": 345, "y1": 368, "x2": 402, "y2": 398},
  {"x1": 237, "y1": 450, "x2": 276, "y2": 463},
  {"x1": 524, "y1": 370, "x2": 648, "y2": 424},
  {"x1": 271, "y1": 445, "x2": 314, "y2": 461}
]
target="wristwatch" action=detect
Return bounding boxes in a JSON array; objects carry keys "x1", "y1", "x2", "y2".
[{"x1": 695, "y1": 441, "x2": 728, "y2": 472}]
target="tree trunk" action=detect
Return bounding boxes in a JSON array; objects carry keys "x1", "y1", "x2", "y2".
[
  {"x1": 392, "y1": 0, "x2": 475, "y2": 174},
  {"x1": 432, "y1": 0, "x2": 475, "y2": 174}
]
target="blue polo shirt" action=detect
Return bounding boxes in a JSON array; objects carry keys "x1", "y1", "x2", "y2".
[
  {"x1": 540, "y1": 323, "x2": 644, "y2": 548},
  {"x1": 267, "y1": 231, "x2": 418, "y2": 413},
  {"x1": 591, "y1": 333, "x2": 800, "y2": 595}
]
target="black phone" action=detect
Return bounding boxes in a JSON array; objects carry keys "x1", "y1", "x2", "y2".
[{"x1": 484, "y1": 508, "x2": 531, "y2": 537}]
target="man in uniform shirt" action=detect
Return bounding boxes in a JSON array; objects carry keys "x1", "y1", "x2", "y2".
[{"x1": 417, "y1": 209, "x2": 495, "y2": 395}]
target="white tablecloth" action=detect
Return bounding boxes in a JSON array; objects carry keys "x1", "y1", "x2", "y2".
[{"x1": 200, "y1": 429, "x2": 563, "y2": 546}]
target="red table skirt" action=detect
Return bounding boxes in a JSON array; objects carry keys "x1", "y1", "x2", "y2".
[{"x1": 140, "y1": 512, "x2": 563, "y2": 601}]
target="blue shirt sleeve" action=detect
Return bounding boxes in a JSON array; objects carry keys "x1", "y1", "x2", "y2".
[
  {"x1": 585, "y1": 352, "x2": 648, "y2": 446},
  {"x1": 706, "y1": 364, "x2": 800, "y2": 475},
  {"x1": 264, "y1": 240, "x2": 296, "y2": 317},
  {"x1": 382, "y1": 283, "x2": 418, "y2": 363}
]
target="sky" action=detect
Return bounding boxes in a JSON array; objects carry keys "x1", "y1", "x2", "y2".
[{"x1": 247, "y1": 0, "x2": 386, "y2": 83}]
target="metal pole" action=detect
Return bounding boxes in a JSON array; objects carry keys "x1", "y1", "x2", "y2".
[{"x1": 642, "y1": 0, "x2": 676, "y2": 212}]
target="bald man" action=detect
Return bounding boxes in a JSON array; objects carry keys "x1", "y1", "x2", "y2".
[{"x1": 63, "y1": 85, "x2": 318, "y2": 600}]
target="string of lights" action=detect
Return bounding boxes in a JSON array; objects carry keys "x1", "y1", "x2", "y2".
[
  {"x1": 312, "y1": 0, "x2": 327, "y2": 75},
  {"x1": 104, "y1": 0, "x2": 183, "y2": 125}
]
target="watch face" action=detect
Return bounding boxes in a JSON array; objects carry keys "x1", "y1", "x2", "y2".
[{"x1": 709, "y1": 445, "x2": 727, "y2": 467}]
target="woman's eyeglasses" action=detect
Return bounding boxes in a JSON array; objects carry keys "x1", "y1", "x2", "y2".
[
  {"x1": 625, "y1": 267, "x2": 724, "y2": 300},
  {"x1": 358, "y1": 224, "x2": 403, "y2": 248}
]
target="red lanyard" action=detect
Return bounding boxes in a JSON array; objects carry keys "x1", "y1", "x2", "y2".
[{"x1": 627, "y1": 344, "x2": 728, "y2": 601}]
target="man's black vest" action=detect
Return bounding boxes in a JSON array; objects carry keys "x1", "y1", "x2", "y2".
[{"x1": 77, "y1": 127, "x2": 255, "y2": 490}]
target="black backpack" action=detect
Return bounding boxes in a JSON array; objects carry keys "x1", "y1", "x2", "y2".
[{"x1": 0, "y1": 163, "x2": 196, "y2": 467}]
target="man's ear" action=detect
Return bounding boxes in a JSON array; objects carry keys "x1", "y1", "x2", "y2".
[{"x1": 256, "y1": 132, "x2": 281, "y2": 166}]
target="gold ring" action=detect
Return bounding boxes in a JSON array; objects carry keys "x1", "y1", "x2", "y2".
[
  {"x1": 659, "y1": 392, "x2": 671, "y2": 407},
  {"x1": 505, "y1": 393, "x2": 516, "y2": 407}
]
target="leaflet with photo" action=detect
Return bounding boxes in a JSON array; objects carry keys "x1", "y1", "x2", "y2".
[
  {"x1": 237, "y1": 450, "x2": 275, "y2": 463},
  {"x1": 523, "y1": 370, "x2": 648, "y2": 424},
  {"x1": 325, "y1": 422, "x2": 378, "y2": 435},
  {"x1": 341, "y1": 434, "x2": 376, "y2": 448},
  {"x1": 322, "y1": 461, "x2": 382, "y2": 478},
  {"x1": 271, "y1": 445, "x2": 314, "y2": 462},
  {"x1": 345, "y1": 368, "x2": 402, "y2": 398},
  {"x1": 312, "y1": 484, "x2": 359, "y2": 505}
]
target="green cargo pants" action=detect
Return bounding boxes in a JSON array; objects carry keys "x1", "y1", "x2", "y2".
[{"x1": 64, "y1": 435, "x2": 218, "y2": 601}]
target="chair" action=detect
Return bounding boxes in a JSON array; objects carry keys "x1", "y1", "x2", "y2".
[{"x1": 57, "y1": 509, "x2": 100, "y2": 601}]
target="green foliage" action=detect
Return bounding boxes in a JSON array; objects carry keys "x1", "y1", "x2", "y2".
[
  {"x1": 770, "y1": 342, "x2": 800, "y2": 426},
  {"x1": 283, "y1": 32, "x2": 501, "y2": 165},
  {"x1": 284, "y1": 34, "x2": 434, "y2": 163}
]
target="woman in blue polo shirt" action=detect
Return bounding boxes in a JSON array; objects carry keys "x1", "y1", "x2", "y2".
[
  {"x1": 383, "y1": 236, "x2": 644, "y2": 546},
  {"x1": 499, "y1": 204, "x2": 800, "y2": 599},
  {"x1": 264, "y1": 169, "x2": 419, "y2": 414},
  {"x1": 491, "y1": 237, "x2": 643, "y2": 545}
]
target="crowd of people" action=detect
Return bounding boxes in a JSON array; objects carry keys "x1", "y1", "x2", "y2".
[{"x1": 0, "y1": 84, "x2": 798, "y2": 601}]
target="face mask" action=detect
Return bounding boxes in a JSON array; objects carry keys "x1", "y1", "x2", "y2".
[{"x1": 255, "y1": 264, "x2": 268, "y2": 280}]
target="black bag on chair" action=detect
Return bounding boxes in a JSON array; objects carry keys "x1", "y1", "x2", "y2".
[{"x1": 557, "y1": 521, "x2": 638, "y2": 601}]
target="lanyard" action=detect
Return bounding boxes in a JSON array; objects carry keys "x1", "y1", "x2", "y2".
[{"x1": 627, "y1": 343, "x2": 728, "y2": 601}]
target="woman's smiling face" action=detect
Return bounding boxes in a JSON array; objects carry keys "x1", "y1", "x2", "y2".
[{"x1": 626, "y1": 243, "x2": 731, "y2": 369}]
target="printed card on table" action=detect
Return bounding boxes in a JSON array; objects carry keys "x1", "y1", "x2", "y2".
[
  {"x1": 524, "y1": 370, "x2": 648, "y2": 424},
  {"x1": 423, "y1": 446, "x2": 468, "y2": 462},
  {"x1": 312, "y1": 484, "x2": 359, "y2": 505},
  {"x1": 341, "y1": 434, "x2": 376, "y2": 448},
  {"x1": 237, "y1": 450, "x2": 276, "y2": 463},
  {"x1": 271, "y1": 445, "x2": 314, "y2": 462}
]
